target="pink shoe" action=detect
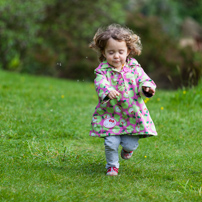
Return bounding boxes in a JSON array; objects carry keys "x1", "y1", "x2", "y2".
[
  {"x1": 106, "y1": 167, "x2": 118, "y2": 176},
  {"x1": 121, "y1": 149, "x2": 133, "y2": 160}
]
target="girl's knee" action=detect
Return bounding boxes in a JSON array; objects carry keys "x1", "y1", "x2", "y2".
[
  {"x1": 121, "y1": 135, "x2": 139, "y2": 151},
  {"x1": 123, "y1": 142, "x2": 139, "y2": 152},
  {"x1": 104, "y1": 136, "x2": 120, "y2": 150}
]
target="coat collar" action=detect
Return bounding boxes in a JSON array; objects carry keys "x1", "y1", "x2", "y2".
[{"x1": 99, "y1": 58, "x2": 137, "y2": 73}]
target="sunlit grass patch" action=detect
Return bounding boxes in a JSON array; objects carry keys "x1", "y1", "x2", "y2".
[{"x1": 0, "y1": 70, "x2": 201, "y2": 201}]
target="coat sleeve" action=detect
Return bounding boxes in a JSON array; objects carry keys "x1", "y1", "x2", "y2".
[
  {"x1": 94, "y1": 68, "x2": 114, "y2": 102},
  {"x1": 135, "y1": 65, "x2": 156, "y2": 98}
]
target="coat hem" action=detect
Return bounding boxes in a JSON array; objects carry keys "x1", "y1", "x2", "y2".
[{"x1": 90, "y1": 132, "x2": 157, "y2": 138}]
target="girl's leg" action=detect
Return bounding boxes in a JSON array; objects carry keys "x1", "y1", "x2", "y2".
[
  {"x1": 120, "y1": 135, "x2": 139, "y2": 152},
  {"x1": 104, "y1": 136, "x2": 121, "y2": 169}
]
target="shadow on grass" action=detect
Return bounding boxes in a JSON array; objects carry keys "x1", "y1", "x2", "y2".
[
  {"x1": 47, "y1": 161, "x2": 106, "y2": 176},
  {"x1": 42, "y1": 154, "x2": 146, "y2": 177}
]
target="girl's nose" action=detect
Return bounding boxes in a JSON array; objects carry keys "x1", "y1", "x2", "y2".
[{"x1": 114, "y1": 53, "x2": 119, "y2": 58}]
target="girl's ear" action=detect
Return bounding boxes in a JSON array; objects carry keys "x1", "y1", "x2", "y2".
[
  {"x1": 102, "y1": 51, "x2": 106, "y2": 58},
  {"x1": 127, "y1": 49, "x2": 131, "y2": 56}
]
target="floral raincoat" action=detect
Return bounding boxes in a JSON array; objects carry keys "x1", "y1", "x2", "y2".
[{"x1": 89, "y1": 58, "x2": 157, "y2": 138}]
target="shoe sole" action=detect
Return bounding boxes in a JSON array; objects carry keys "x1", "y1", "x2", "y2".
[{"x1": 106, "y1": 172, "x2": 118, "y2": 176}]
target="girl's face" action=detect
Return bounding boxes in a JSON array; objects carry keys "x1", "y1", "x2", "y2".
[{"x1": 103, "y1": 38, "x2": 130, "y2": 70}]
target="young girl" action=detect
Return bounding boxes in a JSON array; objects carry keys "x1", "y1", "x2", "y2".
[{"x1": 89, "y1": 24, "x2": 157, "y2": 176}]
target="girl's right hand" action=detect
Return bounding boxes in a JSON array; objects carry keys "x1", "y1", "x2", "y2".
[{"x1": 108, "y1": 90, "x2": 120, "y2": 100}]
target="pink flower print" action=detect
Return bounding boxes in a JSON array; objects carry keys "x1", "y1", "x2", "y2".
[
  {"x1": 104, "y1": 114, "x2": 110, "y2": 119},
  {"x1": 124, "y1": 91, "x2": 129, "y2": 98},
  {"x1": 130, "y1": 78, "x2": 135, "y2": 84},
  {"x1": 138, "y1": 111, "x2": 142, "y2": 117},
  {"x1": 136, "y1": 125, "x2": 140, "y2": 132},
  {"x1": 115, "y1": 106, "x2": 122, "y2": 113},
  {"x1": 100, "y1": 102, "x2": 107, "y2": 108},
  {"x1": 92, "y1": 117, "x2": 97, "y2": 123},
  {"x1": 129, "y1": 107, "x2": 134, "y2": 114},
  {"x1": 114, "y1": 73, "x2": 119, "y2": 78},
  {"x1": 91, "y1": 132, "x2": 96, "y2": 137},
  {"x1": 120, "y1": 119, "x2": 127, "y2": 126}
]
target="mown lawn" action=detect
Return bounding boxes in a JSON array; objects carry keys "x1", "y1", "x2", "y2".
[{"x1": 0, "y1": 70, "x2": 201, "y2": 202}]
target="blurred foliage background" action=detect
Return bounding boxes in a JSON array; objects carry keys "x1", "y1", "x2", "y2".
[{"x1": 0, "y1": 0, "x2": 202, "y2": 89}]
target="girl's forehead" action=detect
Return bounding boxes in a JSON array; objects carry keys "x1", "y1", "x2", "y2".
[{"x1": 105, "y1": 38, "x2": 127, "y2": 49}]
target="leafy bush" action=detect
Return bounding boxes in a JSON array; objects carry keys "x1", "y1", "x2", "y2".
[
  {"x1": 27, "y1": 0, "x2": 127, "y2": 79},
  {"x1": 0, "y1": 0, "x2": 201, "y2": 88},
  {"x1": 0, "y1": 0, "x2": 54, "y2": 71},
  {"x1": 126, "y1": 13, "x2": 202, "y2": 89}
]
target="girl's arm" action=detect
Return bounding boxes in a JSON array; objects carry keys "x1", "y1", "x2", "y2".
[
  {"x1": 94, "y1": 68, "x2": 115, "y2": 101},
  {"x1": 135, "y1": 65, "x2": 156, "y2": 98}
]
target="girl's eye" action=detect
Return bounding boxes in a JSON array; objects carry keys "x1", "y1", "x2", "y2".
[
  {"x1": 109, "y1": 52, "x2": 114, "y2": 55},
  {"x1": 119, "y1": 51, "x2": 124, "y2": 54}
]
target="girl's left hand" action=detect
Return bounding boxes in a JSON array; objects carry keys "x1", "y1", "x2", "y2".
[{"x1": 142, "y1": 86, "x2": 155, "y2": 96}]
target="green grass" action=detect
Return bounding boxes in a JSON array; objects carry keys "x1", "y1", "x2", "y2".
[{"x1": 0, "y1": 70, "x2": 201, "y2": 202}]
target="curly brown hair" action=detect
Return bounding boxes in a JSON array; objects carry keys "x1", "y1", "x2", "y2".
[{"x1": 89, "y1": 24, "x2": 142, "y2": 62}]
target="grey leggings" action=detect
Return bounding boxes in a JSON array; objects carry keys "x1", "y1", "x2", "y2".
[{"x1": 104, "y1": 135, "x2": 139, "y2": 169}]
